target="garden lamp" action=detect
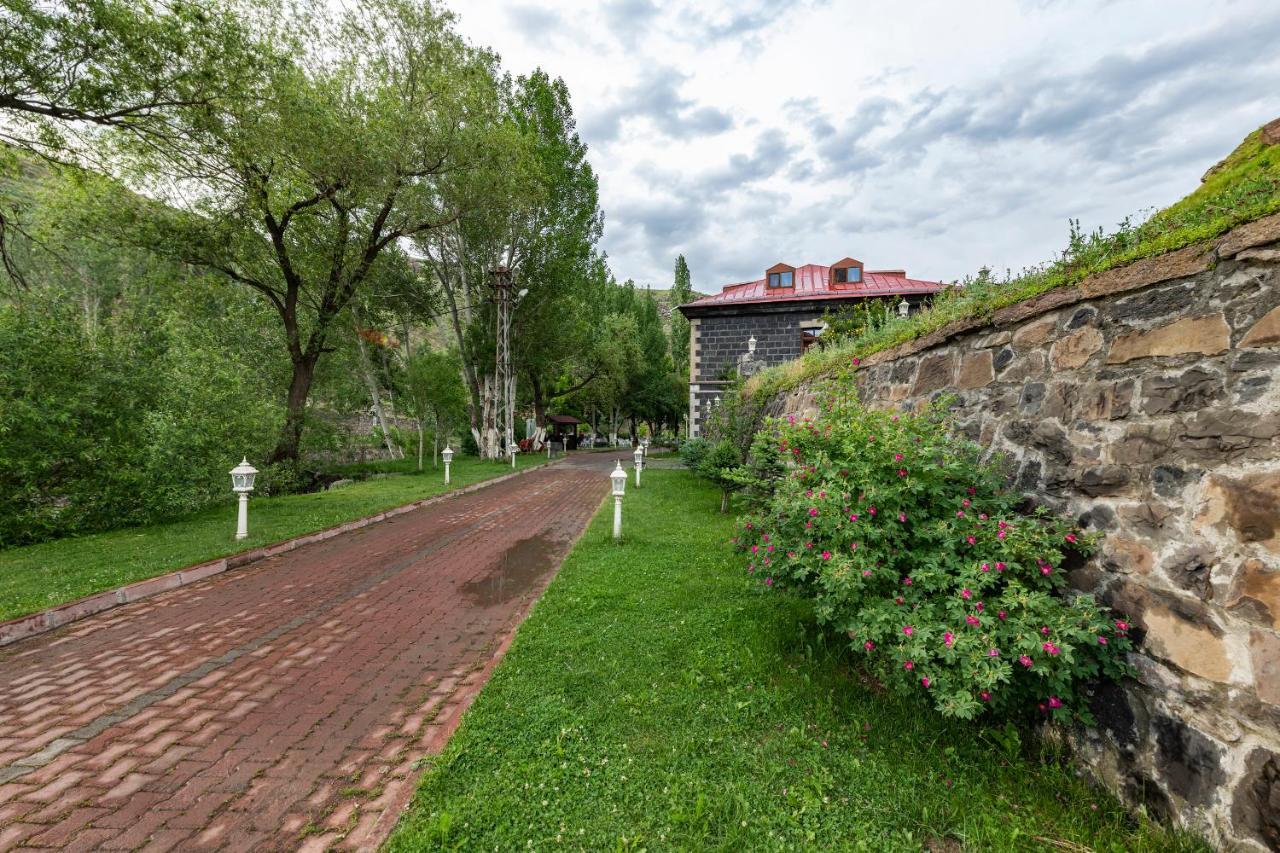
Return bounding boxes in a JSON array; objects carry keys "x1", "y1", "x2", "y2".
[
  {"x1": 610, "y1": 461, "x2": 626, "y2": 540},
  {"x1": 229, "y1": 457, "x2": 258, "y2": 541},
  {"x1": 898, "y1": 298, "x2": 910, "y2": 317},
  {"x1": 633, "y1": 445, "x2": 644, "y2": 488},
  {"x1": 442, "y1": 445, "x2": 453, "y2": 484}
]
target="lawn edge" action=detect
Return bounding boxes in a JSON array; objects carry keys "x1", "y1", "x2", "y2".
[{"x1": 0, "y1": 458, "x2": 560, "y2": 648}]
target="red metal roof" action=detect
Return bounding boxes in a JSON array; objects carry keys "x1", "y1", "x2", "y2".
[{"x1": 681, "y1": 263, "x2": 946, "y2": 310}]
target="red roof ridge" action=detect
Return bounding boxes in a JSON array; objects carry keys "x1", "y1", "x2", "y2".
[{"x1": 679, "y1": 260, "x2": 946, "y2": 312}]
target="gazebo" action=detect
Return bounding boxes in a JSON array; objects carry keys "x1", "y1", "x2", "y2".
[{"x1": 545, "y1": 414, "x2": 583, "y2": 450}]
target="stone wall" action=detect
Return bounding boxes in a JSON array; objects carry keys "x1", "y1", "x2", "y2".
[{"x1": 763, "y1": 214, "x2": 1280, "y2": 851}]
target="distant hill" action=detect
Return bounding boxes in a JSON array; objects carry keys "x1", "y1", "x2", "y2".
[{"x1": 641, "y1": 287, "x2": 708, "y2": 331}]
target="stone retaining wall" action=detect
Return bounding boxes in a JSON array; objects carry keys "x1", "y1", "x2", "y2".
[{"x1": 763, "y1": 214, "x2": 1280, "y2": 851}]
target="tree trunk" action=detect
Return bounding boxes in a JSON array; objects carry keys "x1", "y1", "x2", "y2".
[
  {"x1": 353, "y1": 319, "x2": 400, "y2": 460},
  {"x1": 416, "y1": 419, "x2": 425, "y2": 472},
  {"x1": 268, "y1": 353, "x2": 319, "y2": 465},
  {"x1": 720, "y1": 489, "x2": 729, "y2": 513}
]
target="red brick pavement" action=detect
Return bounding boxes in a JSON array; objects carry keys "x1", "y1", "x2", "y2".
[{"x1": 0, "y1": 453, "x2": 624, "y2": 851}]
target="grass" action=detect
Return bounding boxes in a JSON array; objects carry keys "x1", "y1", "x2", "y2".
[
  {"x1": 747, "y1": 121, "x2": 1280, "y2": 399},
  {"x1": 386, "y1": 469, "x2": 1204, "y2": 852},
  {"x1": 0, "y1": 453, "x2": 545, "y2": 622}
]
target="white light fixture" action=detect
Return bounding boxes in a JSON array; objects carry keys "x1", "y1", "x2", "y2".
[
  {"x1": 229, "y1": 457, "x2": 258, "y2": 541},
  {"x1": 898, "y1": 298, "x2": 910, "y2": 317},
  {"x1": 510, "y1": 443, "x2": 519, "y2": 468},
  {"x1": 633, "y1": 445, "x2": 644, "y2": 488},
  {"x1": 747, "y1": 335, "x2": 757, "y2": 354},
  {"x1": 610, "y1": 461, "x2": 626, "y2": 540},
  {"x1": 442, "y1": 445, "x2": 453, "y2": 484}
]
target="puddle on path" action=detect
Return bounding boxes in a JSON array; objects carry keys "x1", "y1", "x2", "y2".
[{"x1": 461, "y1": 533, "x2": 560, "y2": 606}]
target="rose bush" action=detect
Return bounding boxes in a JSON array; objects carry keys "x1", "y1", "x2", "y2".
[{"x1": 733, "y1": 375, "x2": 1132, "y2": 723}]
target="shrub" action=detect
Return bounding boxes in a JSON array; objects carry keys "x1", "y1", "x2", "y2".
[
  {"x1": 678, "y1": 437, "x2": 710, "y2": 470},
  {"x1": 733, "y1": 375, "x2": 1132, "y2": 723},
  {"x1": 696, "y1": 438, "x2": 743, "y2": 513}
]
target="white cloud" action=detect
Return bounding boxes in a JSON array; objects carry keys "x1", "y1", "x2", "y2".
[{"x1": 451, "y1": 0, "x2": 1280, "y2": 291}]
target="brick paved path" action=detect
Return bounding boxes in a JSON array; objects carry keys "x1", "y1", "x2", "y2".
[{"x1": 0, "y1": 453, "x2": 623, "y2": 851}]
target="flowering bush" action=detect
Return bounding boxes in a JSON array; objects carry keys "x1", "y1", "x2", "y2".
[{"x1": 733, "y1": 378, "x2": 1132, "y2": 723}]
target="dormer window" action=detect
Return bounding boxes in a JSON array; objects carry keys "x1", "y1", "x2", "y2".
[
  {"x1": 767, "y1": 270, "x2": 794, "y2": 288},
  {"x1": 834, "y1": 266, "x2": 862, "y2": 284}
]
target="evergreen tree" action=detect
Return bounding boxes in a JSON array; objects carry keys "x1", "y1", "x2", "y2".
[{"x1": 669, "y1": 255, "x2": 693, "y2": 375}]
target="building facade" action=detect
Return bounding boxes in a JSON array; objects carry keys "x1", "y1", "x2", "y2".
[{"x1": 677, "y1": 258, "x2": 946, "y2": 437}]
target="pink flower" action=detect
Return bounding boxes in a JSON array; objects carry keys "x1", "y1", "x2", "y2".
[
  {"x1": 761, "y1": 534, "x2": 769, "y2": 543},
  {"x1": 997, "y1": 530, "x2": 1007, "y2": 539},
  {"x1": 891, "y1": 414, "x2": 899, "y2": 422},
  {"x1": 998, "y1": 610, "x2": 1006, "y2": 620},
  {"x1": 903, "y1": 625, "x2": 914, "y2": 637},
  {"x1": 975, "y1": 602, "x2": 984, "y2": 612},
  {"x1": 893, "y1": 453, "x2": 904, "y2": 462},
  {"x1": 961, "y1": 588, "x2": 972, "y2": 600},
  {"x1": 944, "y1": 631, "x2": 955, "y2": 647},
  {"x1": 898, "y1": 513, "x2": 907, "y2": 523},
  {"x1": 1042, "y1": 642, "x2": 1060, "y2": 656},
  {"x1": 1040, "y1": 626, "x2": 1050, "y2": 635},
  {"x1": 788, "y1": 415, "x2": 796, "y2": 425},
  {"x1": 979, "y1": 513, "x2": 988, "y2": 521},
  {"x1": 1040, "y1": 565, "x2": 1052, "y2": 576},
  {"x1": 962, "y1": 499, "x2": 971, "y2": 508},
  {"x1": 764, "y1": 577, "x2": 773, "y2": 587},
  {"x1": 1019, "y1": 655, "x2": 1033, "y2": 668},
  {"x1": 767, "y1": 545, "x2": 774, "y2": 552},
  {"x1": 956, "y1": 510, "x2": 966, "y2": 518},
  {"x1": 987, "y1": 648, "x2": 999, "y2": 657},
  {"x1": 864, "y1": 641, "x2": 874, "y2": 651},
  {"x1": 821, "y1": 550, "x2": 832, "y2": 561},
  {"x1": 903, "y1": 577, "x2": 912, "y2": 586},
  {"x1": 849, "y1": 513, "x2": 859, "y2": 521},
  {"x1": 966, "y1": 536, "x2": 977, "y2": 545},
  {"x1": 805, "y1": 542, "x2": 813, "y2": 549},
  {"x1": 980, "y1": 563, "x2": 991, "y2": 573},
  {"x1": 1097, "y1": 636, "x2": 1108, "y2": 645},
  {"x1": 751, "y1": 545, "x2": 759, "y2": 554},
  {"x1": 852, "y1": 357, "x2": 861, "y2": 366},
  {"x1": 895, "y1": 596, "x2": 904, "y2": 606},
  {"x1": 809, "y1": 507, "x2": 819, "y2": 517},
  {"x1": 1115, "y1": 620, "x2": 1129, "y2": 633},
  {"x1": 921, "y1": 677, "x2": 931, "y2": 688},
  {"x1": 980, "y1": 691, "x2": 992, "y2": 702},
  {"x1": 1048, "y1": 696, "x2": 1062, "y2": 709},
  {"x1": 868, "y1": 506, "x2": 877, "y2": 515},
  {"x1": 965, "y1": 615, "x2": 980, "y2": 627},
  {"x1": 967, "y1": 487, "x2": 977, "y2": 496},
  {"x1": 903, "y1": 660, "x2": 914, "y2": 670},
  {"x1": 898, "y1": 469, "x2": 908, "y2": 477},
  {"x1": 1065, "y1": 533, "x2": 1077, "y2": 544},
  {"x1": 995, "y1": 562, "x2": 1006, "y2": 571},
  {"x1": 862, "y1": 569, "x2": 872, "y2": 577}
]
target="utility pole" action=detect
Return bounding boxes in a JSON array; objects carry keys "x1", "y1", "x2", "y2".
[{"x1": 492, "y1": 266, "x2": 512, "y2": 460}]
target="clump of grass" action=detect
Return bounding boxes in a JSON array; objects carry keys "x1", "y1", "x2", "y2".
[{"x1": 747, "y1": 122, "x2": 1280, "y2": 399}]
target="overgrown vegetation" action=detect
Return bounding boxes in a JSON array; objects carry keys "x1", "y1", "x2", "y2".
[
  {"x1": 388, "y1": 469, "x2": 1200, "y2": 851},
  {"x1": 748, "y1": 122, "x2": 1280, "y2": 399},
  {"x1": 733, "y1": 372, "x2": 1132, "y2": 722}
]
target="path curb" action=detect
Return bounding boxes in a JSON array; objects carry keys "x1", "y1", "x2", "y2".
[{"x1": 0, "y1": 459, "x2": 560, "y2": 649}]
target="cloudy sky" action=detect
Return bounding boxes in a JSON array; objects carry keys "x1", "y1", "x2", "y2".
[{"x1": 449, "y1": 0, "x2": 1280, "y2": 292}]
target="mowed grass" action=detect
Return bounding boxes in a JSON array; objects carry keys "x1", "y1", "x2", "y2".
[
  {"x1": 0, "y1": 454, "x2": 545, "y2": 622},
  {"x1": 387, "y1": 469, "x2": 1203, "y2": 852}
]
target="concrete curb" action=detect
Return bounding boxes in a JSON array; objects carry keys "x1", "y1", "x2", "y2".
[{"x1": 0, "y1": 460, "x2": 559, "y2": 649}]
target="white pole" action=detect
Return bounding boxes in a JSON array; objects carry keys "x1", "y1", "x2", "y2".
[
  {"x1": 613, "y1": 495, "x2": 622, "y2": 541},
  {"x1": 235, "y1": 493, "x2": 249, "y2": 540},
  {"x1": 634, "y1": 464, "x2": 641, "y2": 488},
  {"x1": 444, "y1": 460, "x2": 451, "y2": 484}
]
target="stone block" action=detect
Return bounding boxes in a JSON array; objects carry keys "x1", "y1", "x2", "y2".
[
  {"x1": 1103, "y1": 536, "x2": 1154, "y2": 575},
  {"x1": 1251, "y1": 631, "x2": 1280, "y2": 706},
  {"x1": 1080, "y1": 243, "x2": 1210, "y2": 299},
  {"x1": 1226, "y1": 559, "x2": 1280, "y2": 630},
  {"x1": 1075, "y1": 465, "x2": 1131, "y2": 496},
  {"x1": 1106, "y1": 314, "x2": 1231, "y2": 364},
  {"x1": 1182, "y1": 410, "x2": 1280, "y2": 463},
  {"x1": 1231, "y1": 747, "x2": 1280, "y2": 851},
  {"x1": 912, "y1": 351, "x2": 956, "y2": 396},
  {"x1": 956, "y1": 351, "x2": 994, "y2": 390},
  {"x1": 1240, "y1": 304, "x2": 1280, "y2": 348},
  {"x1": 1144, "y1": 605, "x2": 1232, "y2": 682},
  {"x1": 1080, "y1": 379, "x2": 1134, "y2": 421},
  {"x1": 1140, "y1": 367, "x2": 1224, "y2": 415},
  {"x1": 1197, "y1": 471, "x2": 1280, "y2": 553},
  {"x1": 1153, "y1": 715, "x2": 1226, "y2": 807},
  {"x1": 975, "y1": 330, "x2": 1011, "y2": 348},
  {"x1": 1050, "y1": 327, "x2": 1104, "y2": 370},
  {"x1": 1012, "y1": 315, "x2": 1058, "y2": 349}
]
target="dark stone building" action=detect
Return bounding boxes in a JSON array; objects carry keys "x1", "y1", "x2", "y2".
[{"x1": 677, "y1": 258, "x2": 945, "y2": 436}]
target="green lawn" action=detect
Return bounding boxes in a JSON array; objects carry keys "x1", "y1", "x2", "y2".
[
  {"x1": 387, "y1": 469, "x2": 1202, "y2": 852},
  {"x1": 0, "y1": 454, "x2": 545, "y2": 622}
]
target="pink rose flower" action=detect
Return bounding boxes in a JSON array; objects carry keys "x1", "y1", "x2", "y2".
[
  {"x1": 921, "y1": 677, "x2": 931, "y2": 688},
  {"x1": 1019, "y1": 655, "x2": 1033, "y2": 667},
  {"x1": 903, "y1": 660, "x2": 914, "y2": 670},
  {"x1": 903, "y1": 625, "x2": 914, "y2": 637}
]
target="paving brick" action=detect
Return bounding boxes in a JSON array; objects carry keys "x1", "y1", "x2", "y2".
[{"x1": 0, "y1": 454, "x2": 615, "y2": 849}]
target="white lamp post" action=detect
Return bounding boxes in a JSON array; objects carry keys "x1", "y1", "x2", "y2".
[
  {"x1": 229, "y1": 458, "x2": 258, "y2": 541},
  {"x1": 610, "y1": 461, "x2": 626, "y2": 541},
  {"x1": 747, "y1": 335, "x2": 757, "y2": 354},
  {"x1": 510, "y1": 443, "x2": 518, "y2": 468},
  {"x1": 633, "y1": 445, "x2": 644, "y2": 488},
  {"x1": 642, "y1": 436, "x2": 650, "y2": 457},
  {"x1": 442, "y1": 445, "x2": 453, "y2": 484},
  {"x1": 898, "y1": 298, "x2": 911, "y2": 318}
]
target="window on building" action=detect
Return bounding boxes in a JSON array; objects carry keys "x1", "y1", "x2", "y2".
[
  {"x1": 800, "y1": 324, "x2": 825, "y2": 353},
  {"x1": 834, "y1": 266, "x2": 862, "y2": 284},
  {"x1": 767, "y1": 271, "x2": 794, "y2": 288}
]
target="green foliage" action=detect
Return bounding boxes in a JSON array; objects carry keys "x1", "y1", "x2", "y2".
[
  {"x1": 669, "y1": 254, "x2": 693, "y2": 373},
  {"x1": 734, "y1": 374, "x2": 1133, "y2": 723},
  {"x1": 748, "y1": 121, "x2": 1280, "y2": 398},
  {"x1": 387, "y1": 469, "x2": 1201, "y2": 852},
  {"x1": 677, "y1": 436, "x2": 710, "y2": 470}
]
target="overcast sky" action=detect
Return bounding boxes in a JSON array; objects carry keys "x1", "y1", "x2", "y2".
[{"x1": 449, "y1": 0, "x2": 1280, "y2": 293}]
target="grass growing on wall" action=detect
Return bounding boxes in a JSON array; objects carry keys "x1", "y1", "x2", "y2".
[
  {"x1": 747, "y1": 122, "x2": 1280, "y2": 400},
  {"x1": 0, "y1": 454, "x2": 545, "y2": 622},
  {"x1": 387, "y1": 469, "x2": 1204, "y2": 852}
]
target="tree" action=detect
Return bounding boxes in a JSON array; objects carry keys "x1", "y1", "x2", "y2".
[
  {"x1": 669, "y1": 254, "x2": 693, "y2": 374},
  {"x1": 101, "y1": 0, "x2": 506, "y2": 465},
  {"x1": 404, "y1": 349, "x2": 467, "y2": 471}
]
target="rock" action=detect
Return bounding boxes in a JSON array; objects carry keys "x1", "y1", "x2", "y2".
[
  {"x1": 1066, "y1": 306, "x2": 1098, "y2": 330},
  {"x1": 1151, "y1": 464, "x2": 1191, "y2": 498},
  {"x1": 1076, "y1": 465, "x2": 1131, "y2": 496},
  {"x1": 1251, "y1": 631, "x2": 1280, "y2": 706},
  {"x1": 955, "y1": 350, "x2": 994, "y2": 390},
  {"x1": 975, "y1": 330, "x2": 1012, "y2": 348},
  {"x1": 912, "y1": 352, "x2": 956, "y2": 396},
  {"x1": 1226, "y1": 559, "x2": 1280, "y2": 629},
  {"x1": 1236, "y1": 374, "x2": 1272, "y2": 405},
  {"x1": 1020, "y1": 382, "x2": 1046, "y2": 414},
  {"x1": 1140, "y1": 368, "x2": 1224, "y2": 415},
  {"x1": 1236, "y1": 248, "x2": 1280, "y2": 263},
  {"x1": 1012, "y1": 315, "x2": 1058, "y2": 349},
  {"x1": 1144, "y1": 605, "x2": 1232, "y2": 682},
  {"x1": 1103, "y1": 536, "x2": 1155, "y2": 574},
  {"x1": 1119, "y1": 501, "x2": 1175, "y2": 538},
  {"x1": 1197, "y1": 472, "x2": 1280, "y2": 552},
  {"x1": 1080, "y1": 379, "x2": 1134, "y2": 421},
  {"x1": 328, "y1": 478, "x2": 355, "y2": 490},
  {"x1": 1181, "y1": 410, "x2": 1280, "y2": 463},
  {"x1": 1166, "y1": 546, "x2": 1215, "y2": 600},
  {"x1": 1111, "y1": 421, "x2": 1181, "y2": 465},
  {"x1": 1107, "y1": 314, "x2": 1232, "y2": 364},
  {"x1": 1265, "y1": 116, "x2": 1280, "y2": 145},
  {"x1": 1231, "y1": 747, "x2": 1280, "y2": 850},
  {"x1": 1240, "y1": 304, "x2": 1280, "y2": 348},
  {"x1": 1050, "y1": 327, "x2": 1104, "y2": 371},
  {"x1": 1153, "y1": 715, "x2": 1226, "y2": 807},
  {"x1": 993, "y1": 347, "x2": 1015, "y2": 371}
]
